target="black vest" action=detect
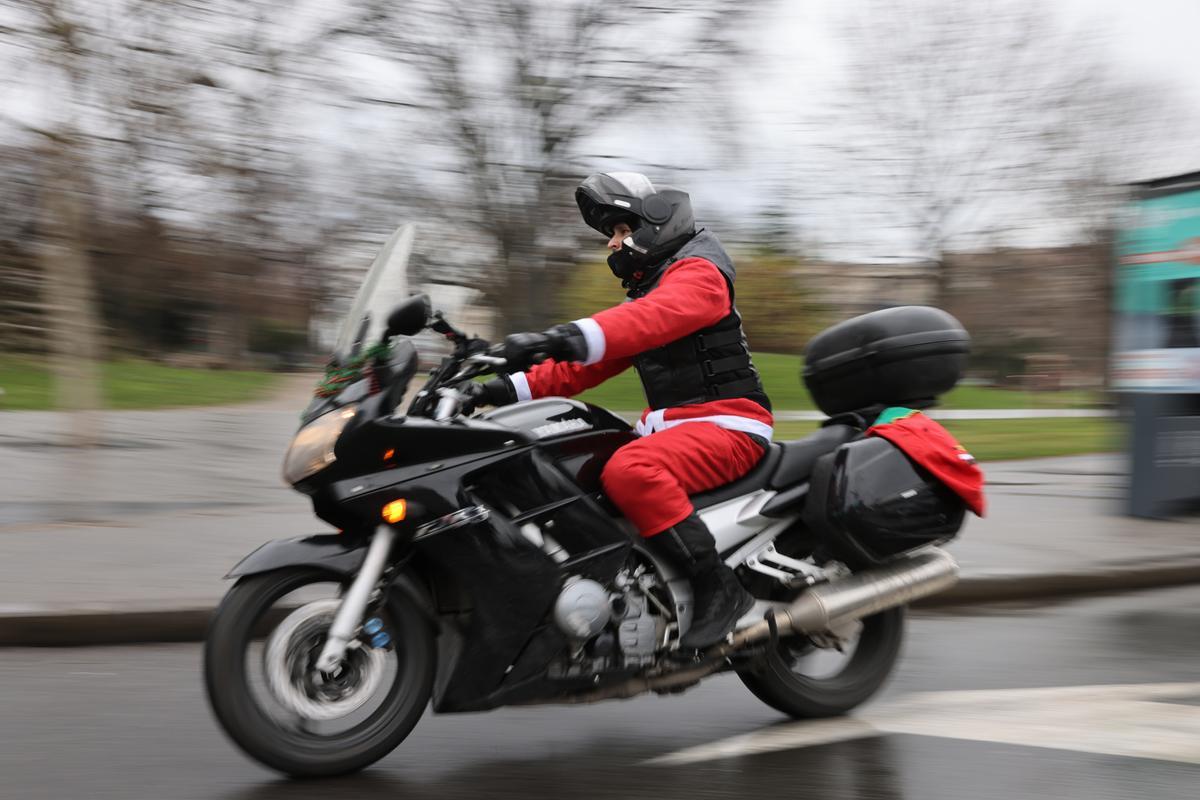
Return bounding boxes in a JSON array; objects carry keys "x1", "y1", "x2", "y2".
[{"x1": 626, "y1": 231, "x2": 770, "y2": 412}]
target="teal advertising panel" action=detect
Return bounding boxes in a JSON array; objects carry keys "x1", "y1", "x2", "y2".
[
  {"x1": 1113, "y1": 175, "x2": 1200, "y2": 392},
  {"x1": 1116, "y1": 172, "x2": 1200, "y2": 518}
]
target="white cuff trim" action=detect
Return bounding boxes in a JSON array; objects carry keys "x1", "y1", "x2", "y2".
[
  {"x1": 572, "y1": 317, "x2": 606, "y2": 365},
  {"x1": 510, "y1": 372, "x2": 533, "y2": 402}
]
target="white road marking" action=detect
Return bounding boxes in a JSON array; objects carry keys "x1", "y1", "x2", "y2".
[{"x1": 648, "y1": 682, "x2": 1200, "y2": 767}]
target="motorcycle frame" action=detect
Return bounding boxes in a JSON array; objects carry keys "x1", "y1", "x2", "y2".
[{"x1": 232, "y1": 397, "x2": 756, "y2": 713}]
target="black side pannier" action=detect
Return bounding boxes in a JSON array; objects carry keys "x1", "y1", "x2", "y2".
[
  {"x1": 803, "y1": 306, "x2": 969, "y2": 417},
  {"x1": 802, "y1": 437, "x2": 966, "y2": 566}
]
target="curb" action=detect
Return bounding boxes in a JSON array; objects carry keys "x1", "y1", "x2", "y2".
[
  {"x1": 0, "y1": 605, "x2": 214, "y2": 647},
  {"x1": 5, "y1": 560, "x2": 1200, "y2": 647}
]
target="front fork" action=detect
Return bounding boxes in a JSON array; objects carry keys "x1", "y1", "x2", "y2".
[{"x1": 315, "y1": 524, "x2": 396, "y2": 673}]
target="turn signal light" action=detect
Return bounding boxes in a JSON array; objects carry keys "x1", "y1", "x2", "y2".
[{"x1": 382, "y1": 499, "x2": 408, "y2": 524}]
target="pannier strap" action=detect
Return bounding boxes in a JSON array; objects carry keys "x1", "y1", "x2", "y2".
[{"x1": 696, "y1": 329, "x2": 744, "y2": 351}]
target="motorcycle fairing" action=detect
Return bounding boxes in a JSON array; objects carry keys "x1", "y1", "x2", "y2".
[
  {"x1": 425, "y1": 444, "x2": 639, "y2": 712},
  {"x1": 480, "y1": 397, "x2": 632, "y2": 440},
  {"x1": 414, "y1": 509, "x2": 565, "y2": 712},
  {"x1": 291, "y1": 421, "x2": 637, "y2": 712}
]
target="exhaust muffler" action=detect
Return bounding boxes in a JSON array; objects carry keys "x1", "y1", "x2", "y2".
[{"x1": 728, "y1": 547, "x2": 959, "y2": 649}]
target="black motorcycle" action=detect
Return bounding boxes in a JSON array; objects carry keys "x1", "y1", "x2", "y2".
[{"x1": 204, "y1": 224, "x2": 971, "y2": 777}]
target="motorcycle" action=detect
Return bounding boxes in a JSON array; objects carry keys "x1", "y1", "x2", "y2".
[{"x1": 204, "y1": 223, "x2": 969, "y2": 777}]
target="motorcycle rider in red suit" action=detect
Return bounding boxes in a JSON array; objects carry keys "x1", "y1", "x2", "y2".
[{"x1": 464, "y1": 172, "x2": 773, "y2": 649}]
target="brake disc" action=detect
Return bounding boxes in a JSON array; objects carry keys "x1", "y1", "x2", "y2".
[{"x1": 264, "y1": 599, "x2": 387, "y2": 722}]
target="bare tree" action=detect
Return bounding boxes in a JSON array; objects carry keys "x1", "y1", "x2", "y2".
[
  {"x1": 803, "y1": 0, "x2": 1150, "y2": 306},
  {"x1": 0, "y1": 146, "x2": 43, "y2": 354},
  {"x1": 336, "y1": 0, "x2": 759, "y2": 332},
  {"x1": 1042, "y1": 71, "x2": 1198, "y2": 384},
  {"x1": 0, "y1": 0, "x2": 764, "y2": 371},
  {"x1": 10, "y1": 0, "x2": 106, "y2": 436}
]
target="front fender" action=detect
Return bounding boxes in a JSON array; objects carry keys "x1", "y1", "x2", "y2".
[
  {"x1": 225, "y1": 534, "x2": 368, "y2": 579},
  {"x1": 225, "y1": 534, "x2": 440, "y2": 630}
]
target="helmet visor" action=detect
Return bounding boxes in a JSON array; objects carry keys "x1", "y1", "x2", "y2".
[
  {"x1": 576, "y1": 172, "x2": 657, "y2": 236},
  {"x1": 576, "y1": 186, "x2": 640, "y2": 236}
]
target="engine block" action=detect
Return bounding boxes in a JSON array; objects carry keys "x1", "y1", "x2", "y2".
[{"x1": 548, "y1": 567, "x2": 669, "y2": 677}]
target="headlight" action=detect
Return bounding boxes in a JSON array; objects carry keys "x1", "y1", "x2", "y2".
[{"x1": 283, "y1": 405, "x2": 358, "y2": 484}]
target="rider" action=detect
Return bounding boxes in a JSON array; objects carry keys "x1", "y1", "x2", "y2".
[{"x1": 466, "y1": 172, "x2": 773, "y2": 649}]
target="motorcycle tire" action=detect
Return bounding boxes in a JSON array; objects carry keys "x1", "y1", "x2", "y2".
[
  {"x1": 204, "y1": 568, "x2": 435, "y2": 778},
  {"x1": 736, "y1": 606, "x2": 904, "y2": 719}
]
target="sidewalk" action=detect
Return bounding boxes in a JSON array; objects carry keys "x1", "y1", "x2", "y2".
[{"x1": 1, "y1": 395, "x2": 1196, "y2": 645}]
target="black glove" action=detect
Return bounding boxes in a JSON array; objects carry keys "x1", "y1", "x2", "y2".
[
  {"x1": 459, "y1": 377, "x2": 517, "y2": 414},
  {"x1": 503, "y1": 324, "x2": 588, "y2": 372}
]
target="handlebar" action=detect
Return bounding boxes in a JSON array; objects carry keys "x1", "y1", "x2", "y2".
[
  {"x1": 465, "y1": 353, "x2": 508, "y2": 368},
  {"x1": 404, "y1": 332, "x2": 508, "y2": 420},
  {"x1": 447, "y1": 351, "x2": 508, "y2": 384}
]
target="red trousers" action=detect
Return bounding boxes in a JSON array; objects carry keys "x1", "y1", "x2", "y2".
[{"x1": 600, "y1": 422, "x2": 766, "y2": 536}]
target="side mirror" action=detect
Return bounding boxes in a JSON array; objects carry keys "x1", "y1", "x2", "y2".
[{"x1": 384, "y1": 293, "x2": 432, "y2": 338}]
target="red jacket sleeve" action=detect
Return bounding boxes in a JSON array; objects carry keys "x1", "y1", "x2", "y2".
[
  {"x1": 575, "y1": 258, "x2": 731, "y2": 363},
  {"x1": 515, "y1": 356, "x2": 633, "y2": 400},
  {"x1": 516, "y1": 257, "x2": 729, "y2": 400}
]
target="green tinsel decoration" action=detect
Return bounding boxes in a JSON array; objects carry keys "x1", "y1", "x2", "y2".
[{"x1": 313, "y1": 342, "x2": 393, "y2": 398}]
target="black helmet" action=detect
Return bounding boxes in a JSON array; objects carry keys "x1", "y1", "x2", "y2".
[{"x1": 575, "y1": 172, "x2": 696, "y2": 280}]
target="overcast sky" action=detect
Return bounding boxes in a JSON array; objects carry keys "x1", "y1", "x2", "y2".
[
  {"x1": 1077, "y1": 0, "x2": 1200, "y2": 106},
  {"x1": 6, "y1": 0, "x2": 1198, "y2": 261},
  {"x1": 699, "y1": 0, "x2": 1200, "y2": 234}
]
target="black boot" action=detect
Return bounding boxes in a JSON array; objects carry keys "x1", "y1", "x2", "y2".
[{"x1": 648, "y1": 514, "x2": 755, "y2": 650}]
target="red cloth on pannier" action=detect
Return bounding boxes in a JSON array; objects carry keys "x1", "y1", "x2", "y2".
[{"x1": 866, "y1": 410, "x2": 986, "y2": 516}]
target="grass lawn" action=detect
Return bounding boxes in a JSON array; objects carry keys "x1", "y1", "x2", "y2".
[
  {"x1": 577, "y1": 352, "x2": 1103, "y2": 411},
  {"x1": 0, "y1": 357, "x2": 280, "y2": 410},
  {"x1": 772, "y1": 417, "x2": 1121, "y2": 462}
]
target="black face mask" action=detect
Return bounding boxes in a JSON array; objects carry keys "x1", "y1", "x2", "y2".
[
  {"x1": 607, "y1": 246, "x2": 641, "y2": 282},
  {"x1": 607, "y1": 231, "x2": 655, "y2": 281}
]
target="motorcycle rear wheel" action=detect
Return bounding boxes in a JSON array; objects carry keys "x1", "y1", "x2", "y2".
[
  {"x1": 204, "y1": 568, "x2": 435, "y2": 777},
  {"x1": 736, "y1": 607, "x2": 904, "y2": 718}
]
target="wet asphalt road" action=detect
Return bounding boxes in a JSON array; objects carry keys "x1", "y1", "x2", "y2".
[{"x1": 4, "y1": 586, "x2": 1200, "y2": 800}]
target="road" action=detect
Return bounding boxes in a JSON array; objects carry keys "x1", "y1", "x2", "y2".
[{"x1": 3, "y1": 586, "x2": 1199, "y2": 800}]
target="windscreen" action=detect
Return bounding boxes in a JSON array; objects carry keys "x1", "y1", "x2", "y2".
[{"x1": 331, "y1": 223, "x2": 417, "y2": 365}]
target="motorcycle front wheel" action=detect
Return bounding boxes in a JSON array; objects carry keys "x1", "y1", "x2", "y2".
[
  {"x1": 736, "y1": 607, "x2": 904, "y2": 719},
  {"x1": 204, "y1": 568, "x2": 435, "y2": 777}
]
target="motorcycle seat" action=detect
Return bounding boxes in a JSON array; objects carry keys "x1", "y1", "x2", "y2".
[
  {"x1": 768, "y1": 424, "x2": 860, "y2": 490},
  {"x1": 688, "y1": 424, "x2": 861, "y2": 511},
  {"x1": 690, "y1": 443, "x2": 783, "y2": 510}
]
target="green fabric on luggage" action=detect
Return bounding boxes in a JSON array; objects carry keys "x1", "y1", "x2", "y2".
[{"x1": 874, "y1": 406, "x2": 920, "y2": 426}]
